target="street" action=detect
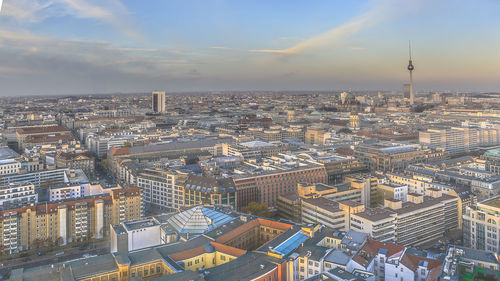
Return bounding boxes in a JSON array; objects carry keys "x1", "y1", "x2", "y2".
[{"x1": 0, "y1": 241, "x2": 109, "y2": 280}]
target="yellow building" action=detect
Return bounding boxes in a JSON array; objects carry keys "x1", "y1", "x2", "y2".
[
  {"x1": 0, "y1": 186, "x2": 142, "y2": 253},
  {"x1": 305, "y1": 127, "x2": 326, "y2": 145}
]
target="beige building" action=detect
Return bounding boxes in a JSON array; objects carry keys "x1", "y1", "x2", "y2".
[
  {"x1": 0, "y1": 186, "x2": 142, "y2": 253},
  {"x1": 305, "y1": 127, "x2": 327, "y2": 145},
  {"x1": 349, "y1": 191, "x2": 459, "y2": 247},
  {"x1": 391, "y1": 192, "x2": 458, "y2": 246},
  {"x1": 16, "y1": 125, "x2": 72, "y2": 150},
  {"x1": 463, "y1": 196, "x2": 500, "y2": 254}
]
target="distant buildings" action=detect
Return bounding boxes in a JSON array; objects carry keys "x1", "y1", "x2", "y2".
[
  {"x1": 403, "y1": 83, "x2": 411, "y2": 99},
  {"x1": 419, "y1": 127, "x2": 500, "y2": 155},
  {"x1": 15, "y1": 125, "x2": 72, "y2": 151},
  {"x1": 353, "y1": 142, "x2": 446, "y2": 172}
]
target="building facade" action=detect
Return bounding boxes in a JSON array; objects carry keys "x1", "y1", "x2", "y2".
[
  {"x1": 463, "y1": 196, "x2": 500, "y2": 254},
  {"x1": 0, "y1": 187, "x2": 141, "y2": 253}
]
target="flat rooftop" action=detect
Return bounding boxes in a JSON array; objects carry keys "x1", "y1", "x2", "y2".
[
  {"x1": 123, "y1": 218, "x2": 159, "y2": 231},
  {"x1": 0, "y1": 147, "x2": 19, "y2": 160},
  {"x1": 480, "y1": 196, "x2": 500, "y2": 209}
]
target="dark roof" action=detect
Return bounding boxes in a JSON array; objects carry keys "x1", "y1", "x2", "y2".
[{"x1": 203, "y1": 252, "x2": 283, "y2": 281}]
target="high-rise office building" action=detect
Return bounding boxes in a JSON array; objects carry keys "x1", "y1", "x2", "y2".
[
  {"x1": 152, "y1": 91, "x2": 166, "y2": 113},
  {"x1": 403, "y1": 83, "x2": 410, "y2": 98}
]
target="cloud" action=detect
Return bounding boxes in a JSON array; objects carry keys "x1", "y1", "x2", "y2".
[
  {"x1": 0, "y1": 0, "x2": 141, "y2": 38},
  {"x1": 0, "y1": 29, "x2": 207, "y2": 95},
  {"x1": 250, "y1": 0, "x2": 419, "y2": 56}
]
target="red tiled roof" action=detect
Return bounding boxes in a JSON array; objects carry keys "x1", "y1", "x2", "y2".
[
  {"x1": 216, "y1": 220, "x2": 260, "y2": 244},
  {"x1": 109, "y1": 146, "x2": 129, "y2": 156},
  {"x1": 401, "y1": 253, "x2": 442, "y2": 272},
  {"x1": 216, "y1": 218, "x2": 292, "y2": 244},
  {"x1": 210, "y1": 242, "x2": 246, "y2": 257},
  {"x1": 169, "y1": 246, "x2": 206, "y2": 261},
  {"x1": 17, "y1": 125, "x2": 69, "y2": 134},
  {"x1": 25, "y1": 134, "x2": 76, "y2": 144},
  {"x1": 256, "y1": 218, "x2": 293, "y2": 231},
  {"x1": 352, "y1": 239, "x2": 405, "y2": 268}
]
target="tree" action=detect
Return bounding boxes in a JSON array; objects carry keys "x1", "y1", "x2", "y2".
[
  {"x1": 32, "y1": 238, "x2": 43, "y2": 249},
  {"x1": 242, "y1": 202, "x2": 271, "y2": 218},
  {"x1": 56, "y1": 236, "x2": 64, "y2": 246}
]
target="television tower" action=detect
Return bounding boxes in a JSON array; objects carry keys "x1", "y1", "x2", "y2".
[{"x1": 408, "y1": 41, "x2": 415, "y2": 105}]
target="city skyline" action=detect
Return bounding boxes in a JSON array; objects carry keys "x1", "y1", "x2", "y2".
[{"x1": 1, "y1": 0, "x2": 500, "y2": 96}]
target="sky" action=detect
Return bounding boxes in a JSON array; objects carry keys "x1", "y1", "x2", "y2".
[{"x1": 0, "y1": 0, "x2": 499, "y2": 96}]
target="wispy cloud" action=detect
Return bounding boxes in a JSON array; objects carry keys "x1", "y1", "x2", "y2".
[
  {"x1": 250, "y1": 0, "x2": 419, "y2": 56},
  {"x1": 0, "y1": 30, "x2": 203, "y2": 85},
  {"x1": 1, "y1": 0, "x2": 141, "y2": 38}
]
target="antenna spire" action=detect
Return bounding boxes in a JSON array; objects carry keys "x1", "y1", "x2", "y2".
[{"x1": 408, "y1": 40, "x2": 412, "y2": 60}]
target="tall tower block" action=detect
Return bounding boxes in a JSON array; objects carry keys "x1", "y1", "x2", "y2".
[
  {"x1": 408, "y1": 41, "x2": 415, "y2": 105},
  {"x1": 152, "y1": 91, "x2": 166, "y2": 113}
]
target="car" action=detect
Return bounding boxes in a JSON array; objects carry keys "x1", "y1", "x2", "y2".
[
  {"x1": 83, "y1": 253, "x2": 97, "y2": 258},
  {"x1": 38, "y1": 252, "x2": 45, "y2": 256},
  {"x1": 55, "y1": 251, "x2": 65, "y2": 256}
]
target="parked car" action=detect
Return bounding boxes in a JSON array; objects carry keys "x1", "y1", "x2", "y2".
[
  {"x1": 38, "y1": 252, "x2": 45, "y2": 256},
  {"x1": 55, "y1": 251, "x2": 64, "y2": 256}
]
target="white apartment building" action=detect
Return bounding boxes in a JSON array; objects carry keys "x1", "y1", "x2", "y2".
[
  {"x1": 0, "y1": 159, "x2": 21, "y2": 176},
  {"x1": 349, "y1": 239, "x2": 442, "y2": 281},
  {"x1": 301, "y1": 197, "x2": 348, "y2": 231},
  {"x1": 86, "y1": 135, "x2": 136, "y2": 158},
  {"x1": 110, "y1": 218, "x2": 162, "y2": 253},
  {"x1": 136, "y1": 168, "x2": 188, "y2": 212},
  {"x1": 392, "y1": 193, "x2": 459, "y2": 247},
  {"x1": 378, "y1": 183, "x2": 408, "y2": 202},
  {"x1": 351, "y1": 192, "x2": 458, "y2": 247},
  {"x1": 419, "y1": 127, "x2": 500, "y2": 155},
  {"x1": 350, "y1": 208, "x2": 397, "y2": 243},
  {"x1": 49, "y1": 183, "x2": 120, "y2": 201},
  {"x1": 0, "y1": 183, "x2": 37, "y2": 206}
]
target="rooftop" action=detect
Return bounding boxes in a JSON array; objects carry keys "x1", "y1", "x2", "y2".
[
  {"x1": 123, "y1": 218, "x2": 159, "y2": 231},
  {"x1": 480, "y1": 196, "x2": 500, "y2": 209},
  {"x1": 0, "y1": 147, "x2": 19, "y2": 161},
  {"x1": 166, "y1": 206, "x2": 235, "y2": 235}
]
